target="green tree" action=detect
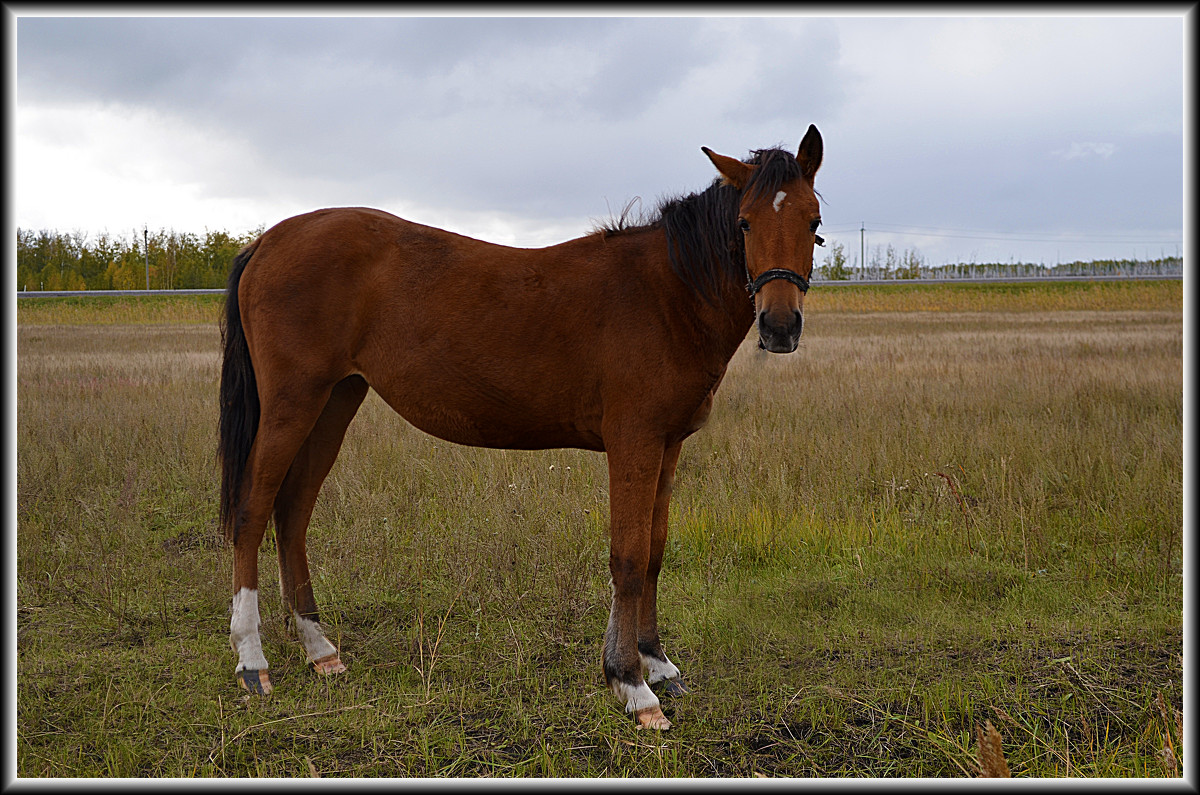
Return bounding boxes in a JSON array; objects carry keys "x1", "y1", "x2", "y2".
[
  {"x1": 818, "y1": 241, "x2": 851, "y2": 280},
  {"x1": 16, "y1": 228, "x2": 39, "y2": 291},
  {"x1": 85, "y1": 232, "x2": 121, "y2": 289},
  {"x1": 896, "y1": 247, "x2": 924, "y2": 279},
  {"x1": 16, "y1": 226, "x2": 269, "y2": 291}
]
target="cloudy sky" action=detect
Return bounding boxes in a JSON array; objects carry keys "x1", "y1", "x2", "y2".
[{"x1": 12, "y1": 10, "x2": 1187, "y2": 267}]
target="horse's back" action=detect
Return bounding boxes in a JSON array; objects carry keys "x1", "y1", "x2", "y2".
[{"x1": 237, "y1": 207, "x2": 625, "y2": 450}]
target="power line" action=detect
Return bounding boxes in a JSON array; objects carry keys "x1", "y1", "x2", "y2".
[
  {"x1": 854, "y1": 221, "x2": 1168, "y2": 238},
  {"x1": 822, "y1": 222, "x2": 1180, "y2": 246}
]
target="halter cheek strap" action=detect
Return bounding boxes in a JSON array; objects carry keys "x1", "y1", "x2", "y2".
[{"x1": 746, "y1": 268, "x2": 810, "y2": 297}]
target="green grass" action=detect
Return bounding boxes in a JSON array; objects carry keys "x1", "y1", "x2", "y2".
[
  {"x1": 804, "y1": 278, "x2": 1179, "y2": 313},
  {"x1": 13, "y1": 278, "x2": 1181, "y2": 324},
  {"x1": 16, "y1": 293, "x2": 225, "y2": 325},
  {"x1": 15, "y1": 283, "x2": 1182, "y2": 777}
]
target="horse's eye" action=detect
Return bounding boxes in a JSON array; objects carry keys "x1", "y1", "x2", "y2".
[
  {"x1": 810, "y1": 219, "x2": 822, "y2": 233},
  {"x1": 738, "y1": 218, "x2": 750, "y2": 233}
]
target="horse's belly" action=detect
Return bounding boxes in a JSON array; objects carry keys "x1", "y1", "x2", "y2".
[
  {"x1": 411, "y1": 412, "x2": 604, "y2": 452},
  {"x1": 377, "y1": 390, "x2": 605, "y2": 452}
]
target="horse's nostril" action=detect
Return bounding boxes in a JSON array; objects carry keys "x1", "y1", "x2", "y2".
[{"x1": 758, "y1": 309, "x2": 803, "y2": 338}]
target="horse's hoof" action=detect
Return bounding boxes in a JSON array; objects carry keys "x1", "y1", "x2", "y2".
[
  {"x1": 652, "y1": 677, "x2": 689, "y2": 698},
  {"x1": 310, "y1": 653, "x2": 346, "y2": 675},
  {"x1": 238, "y1": 669, "x2": 272, "y2": 695},
  {"x1": 634, "y1": 706, "x2": 672, "y2": 731}
]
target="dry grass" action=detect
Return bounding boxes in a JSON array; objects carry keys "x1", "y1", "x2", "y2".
[
  {"x1": 674, "y1": 308, "x2": 1181, "y2": 577},
  {"x1": 15, "y1": 282, "x2": 1182, "y2": 777},
  {"x1": 976, "y1": 720, "x2": 1011, "y2": 777}
]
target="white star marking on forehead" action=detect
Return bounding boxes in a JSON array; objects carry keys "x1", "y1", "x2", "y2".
[{"x1": 773, "y1": 191, "x2": 787, "y2": 213}]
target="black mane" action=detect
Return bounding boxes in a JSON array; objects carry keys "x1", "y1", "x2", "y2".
[{"x1": 598, "y1": 148, "x2": 805, "y2": 303}]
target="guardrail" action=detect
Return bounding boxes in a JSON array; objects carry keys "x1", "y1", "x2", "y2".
[
  {"x1": 810, "y1": 273, "x2": 1183, "y2": 286},
  {"x1": 17, "y1": 289, "x2": 227, "y2": 298},
  {"x1": 14, "y1": 272, "x2": 1182, "y2": 299}
]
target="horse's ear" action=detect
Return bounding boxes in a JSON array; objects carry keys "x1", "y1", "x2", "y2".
[
  {"x1": 702, "y1": 146, "x2": 753, "y2": 190},
  {"x1": 796, "y1": 125, "x2": 823, "y2": 182}
]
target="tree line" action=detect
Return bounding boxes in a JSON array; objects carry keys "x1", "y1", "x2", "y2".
[
  {"x1": 817, "y1": 240, "x2": 1183, "y2": 281},
  {"x1": 16, "y1": 227, "x2": 263, "y2": 292},
  {"x1": 15, "y1": 227, "x2": 1184, "y2": 292}
]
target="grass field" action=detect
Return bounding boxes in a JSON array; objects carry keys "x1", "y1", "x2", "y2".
[
  {"x1": 15, "y1": 280, "x2": 1183, "y2": 777},
  {"x1": 13, "y1": 278, "x2": 1181, "y2": 324}
]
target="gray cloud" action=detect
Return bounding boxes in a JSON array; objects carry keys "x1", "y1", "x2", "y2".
[{"x1": 15, "y1": 14, "x2": 1184, "y2": 263}]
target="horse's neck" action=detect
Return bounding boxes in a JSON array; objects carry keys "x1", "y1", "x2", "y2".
[
  {"x1": 702, "y1": 283, "x2": 757, "y2": 368},
  {"x1": 643, "y1": 228, "x2": 757, "y2": 371}
]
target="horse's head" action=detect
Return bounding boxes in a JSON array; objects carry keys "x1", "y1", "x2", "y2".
[{"x1": 702, "y1": 125, "x2": 823, "y2": 353}]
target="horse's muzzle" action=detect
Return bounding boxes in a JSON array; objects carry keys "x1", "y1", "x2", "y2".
[{"x1": 757, "y1": 309, "x2": 803, "y2": 354}]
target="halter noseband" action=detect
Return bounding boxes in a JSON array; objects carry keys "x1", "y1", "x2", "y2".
[{"x1": 746, "y1": 268, "x2": 810, "y2": 298}]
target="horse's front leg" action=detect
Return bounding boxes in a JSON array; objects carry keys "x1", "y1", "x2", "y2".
[
  {"x1": 602, "y1": 438, "x2": 670, "y2": 730},
  {"x1": 639, "y1": 441, "x2": 687, "y2": 697}
]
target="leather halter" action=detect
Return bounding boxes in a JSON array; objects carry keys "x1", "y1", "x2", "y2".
[
  {"x1": 746, "y1": 268, "x2": 810, "y2": 297},
  {"x1": 744, "y1": 236, "x2": 821, "y2": 298}
]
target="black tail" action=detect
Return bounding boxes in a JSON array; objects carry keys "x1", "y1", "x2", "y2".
[{"x1": 218, "y1": 239, "x2": 261, "y2": 543}]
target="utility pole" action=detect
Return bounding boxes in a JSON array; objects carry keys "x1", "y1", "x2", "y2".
[
  {"x1": 143, "y1": 225, "x2": 150, "y2": 290},
  {"x1": 860, "y1": 222, "x2": 865, "y2": 281}
]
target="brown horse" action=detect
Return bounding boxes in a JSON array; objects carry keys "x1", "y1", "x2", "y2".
[{"x1": 218, "y1": 125, "x2": 823, "y2": 730}]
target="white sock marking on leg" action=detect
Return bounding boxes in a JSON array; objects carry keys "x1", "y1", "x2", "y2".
[
  {"x1": 641, "y1": 651, "x2": 681, "y2": 684},
  {"x1": 230, "y1": 587, "x2": 268, "y2": 672},
  {"x1": 293, "y1": 611, "x2": 338, "y2": 662},
  {"x1": 611, "y1": 678, "x2": 661, "y2": 714}
]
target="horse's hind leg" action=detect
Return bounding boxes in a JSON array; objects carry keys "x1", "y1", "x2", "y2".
[
  {"x1": 229, "y1": 379, "x2": 334, "y2": 694},
  {"x1": 602, "y1": 437, "x2": 670, "y2": 730},
  {"x1": 639, "y1": 441, "x2": 687, "y2": 697},
  {"x1": 273, "y1": 375, "x2": 368, "y2": 675}
]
